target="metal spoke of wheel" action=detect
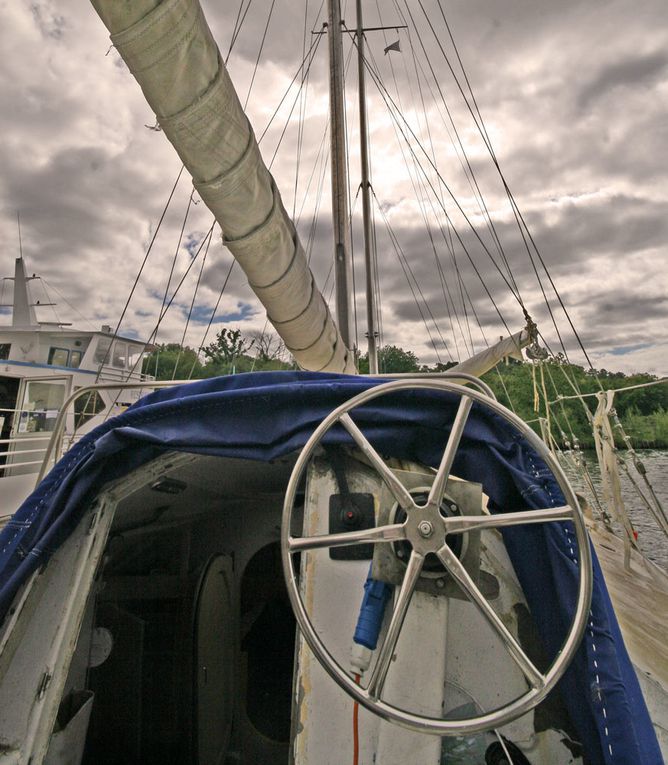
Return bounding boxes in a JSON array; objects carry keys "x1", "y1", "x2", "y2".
[
  {"x1": 288, "y1": 523, "x2": 406, "y2": 552},
  {"x1": 339, "y1": 413, "x2": 416, "y2": 510},
  {"x1": 436, "y1": 543, "x2": 544, "y2": 689},
  {"x1": 366, "y1": 549, "x2": 425, "y2": 700},
  {"x1": 444, "y1": 506, "x2": 574, "y2": 535},
  {"x1": 281, "y1": 378, "x2": 593, "y2": 734},
  {"x1": 427, "y1": 396, "x2": 473, "y2": 509}
]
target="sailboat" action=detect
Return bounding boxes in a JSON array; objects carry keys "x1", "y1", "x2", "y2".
[{"x1": 0, "y1": 1, "x2": 665, "y2": 764}]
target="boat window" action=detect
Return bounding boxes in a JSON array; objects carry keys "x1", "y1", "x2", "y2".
[
  {"x1": 19, "y1": 381, "x2": 66, "y2": 433},
  {"x1": 112, "y1": 341, "x2": 128, "y2": 369},
  {"x1": 74, "y1": 389, "x2": 105, "y2": 428},
  {"x1": 0, "y1": 344, "x2": 10, "y2": 360},
  {"x1": 48, "y1": 347, "x2": 70, "y2": 367},
  {"x1": 94, "y1": 337, "x2": 112, "y2": 365},
  {"x1": 70, "y1": 349, "x2": 83, "y2": 368},
  {"x1": 127, "y1": 344, "x2": 143, "y2": 371}
]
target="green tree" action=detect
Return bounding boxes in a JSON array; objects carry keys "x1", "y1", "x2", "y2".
[
  {"x1": 199, "y1": 327, "x2": 296, "y2": 376},
  {"x1": 201, "y1": 328, "x2": 254, "y2": 374},
  {"x1": 358, "y1": 345, "x2": 421, "y2": 373},
  {"x1": 142, "y1": 343, "x2": 205, "y2": 380}
]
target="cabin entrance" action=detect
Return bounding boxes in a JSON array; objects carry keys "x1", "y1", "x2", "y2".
[
  {"x1": 75, "y1": 454, "x2": 297, "y2": 765},
  {"x1": 4, "y1": 375, "x2": 69, "y2": 476},
  {"x1": 0, "y1": 376, "x2": 19, "y2": 471}
]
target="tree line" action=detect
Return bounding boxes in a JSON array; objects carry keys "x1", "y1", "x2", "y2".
[{"x1": 143, "y1": 331, "x2": 667, "y2": 448}]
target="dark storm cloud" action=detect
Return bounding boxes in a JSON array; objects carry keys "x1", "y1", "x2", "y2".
[
  {"x1": 353, "y1": 192, "x2": 666, "y2": 312},
  {"x1": 204, "y1": 1, "x2": 330, "y2": 73},
  {"x1": 346, "y1": 181, "x2": 666, "y2": 363},
  {"x1": 576, "y1": 51, "x2": 668, "y2": 110},
  {"x1": 1, "y1": 0, "x2": 666, "y2": 373},
  {"x1": 581, "y1": 292, "x2": 668, "y2": 324},
  {"x1": 30, "y1": 3, "x2": 67, "y2": 40},
  {"x1": 525, "y1": 196, "x2": 668, "y2": 267}
]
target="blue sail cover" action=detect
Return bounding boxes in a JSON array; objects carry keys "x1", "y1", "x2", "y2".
[{"x1": 0, "y1": 372, "x2": 662, "y2": 764}]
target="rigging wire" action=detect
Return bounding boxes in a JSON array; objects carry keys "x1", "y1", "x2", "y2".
[
  {"x1": 341, "y1": 28, "x2": 360, "y2": 351},
  {"x1": 243, "y1": 0, "x2": 277, "y2": 111},
  {"x1": 267, "y1": 35, "x2": 325, "y2": 168},
  {"x1": 131, "y1": 220, "x2": 216, "y2": 380},
  {"x1": 249, "y1": 318, "x2": 270, "y2": 373},
  {"x1": 225, "y1": 0, "x2": 255, "y2": 64},
  {"x1": 401, "y1": 45, "x2": 503, "y2": 354},
  {"x1": 292, "y1": 0, "x2": 312, "y2": 219},
  {"x1": 349, "y1": 181, "x2": 361, "y2": 352},
  {"x1": 303, "y1": 130, "x2": 331, "y2": 270},
  {"x1": 371, "y1": 188, "x2": 448, "y2": 363},
  {"x1": 352, "y1": 24, "x2": 452, "y2": 358},
  {"x1": 399, "y1": 0, "x2": 524, "y2": 304},
  {"x1": 392, "y1": 21, "x2": 470, "y2": 357},
  {"x1": 258, "y1": 33, "x2": 323, "y2": 145},
  {"x1": 297, "y1": 120, "x2": 330, "y2": 230},
  {"x1": 360, "y1": 11, "x2": 548, "y2": 406},
  {"x1": 36, "y1": 277, "x2": 62, "y2": 326},
  {"x1": 101, "y1": 220, "x2": 217, "y2": 420},
  {"x1": 189, "y1": 257, "x2": 237, "y2": 379},
  {"x1": 369, "y1": 179, "x2": 384, "y2": 350},
  {"x1": 360, "y1": 52, "x2": 517, "y2": 341},
  {"x1": 358, "y1": 38, "x2": 523, "y2": 315},
  {"x1": 170, "y1": 227, "x2": 214, "y2": 379},
  {"x1": 432, "y1": 6, "x2": 579, "y2": 358},
  {"x1": 94, "y1": 164, "x2": 185, "y2": 383},
  {"x1": 153, "y1": 190, "x2": 196, "y2": 374},
  {"x1": 420, "y1": 0, "x2": 599, "y2": 378},
  {"x1": 408, "y1": 0, "x2": 528, "y2": 300},
  {"x1": 365, "y1": 15, "x2": 467, "y2": 358},
  {"x1": 40, "y1": 278, "x2": 97, "y2": 331},
  {"x1": 382, "y1": 1, "x2": 582, "y2": 383}
]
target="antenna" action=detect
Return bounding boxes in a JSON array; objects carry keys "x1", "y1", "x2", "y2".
[{"x1": 17, "y1": 211, "x2": 23, "y2": 259}]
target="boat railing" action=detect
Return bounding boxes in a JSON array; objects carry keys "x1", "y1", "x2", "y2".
[
  {"x1": 542, "y1": 378, "x2": 668, "y2": 557},
  {"x1": 96, "y1": 365, "x2": 152, "y2": 383},
  {"x1": 34, "y1": 372, "x2": 496, "y2": 487},
  {"x1": 35, "y1": 379, "x2": 191, "y2": 485},
  {"x1": 1, "y1": 404, "x2": 57, "y2": 472},
  {"x1": 0, "y1": 436, "x2": 53, "y2": 471}
]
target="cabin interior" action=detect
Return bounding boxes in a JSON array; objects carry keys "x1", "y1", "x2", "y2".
[
  {"x1": 74, "y1": 454, "x2": 298, "y2": 765},
  {"x1": 1, "y1": 448, "x2": 588, "y2": 765}
]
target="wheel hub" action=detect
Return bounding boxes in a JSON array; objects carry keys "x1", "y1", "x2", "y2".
[
  {"x1": 395, "y1": 492, "x2": 463, "y2": 563},
  {"x1": 417, "y1": 520, "x2": 434, "y2": 538}
]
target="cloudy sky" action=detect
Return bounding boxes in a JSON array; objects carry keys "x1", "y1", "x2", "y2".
[{"x1": 0, "y1": 0, "x2": 666, "y2": 375}]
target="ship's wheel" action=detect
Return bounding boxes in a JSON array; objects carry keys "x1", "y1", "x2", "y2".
[{"x1": 281, "y1": 379, "x2": 593, "y2": 734}]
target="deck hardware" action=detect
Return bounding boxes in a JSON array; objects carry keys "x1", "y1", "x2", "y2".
[
  {"x1": 36, "y1": 671, "x2": 51, "y2": 699},
  {"x1": 150, "y1": 477, "x2": 187, "y2": 494},
  {"x1": 418, "y1": 521, "x2": 434, "y2": 538},
  {"x1": 87, "y1": 511, "x2": 99, "y2": 534}
]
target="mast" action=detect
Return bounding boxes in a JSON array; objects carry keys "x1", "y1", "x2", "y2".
[
  {"x1": 355, "y1": 0, "x2": 379, "y2": 373},
  {"x1": 327, "y1": 0, "x2": 355, "y2": 352},
  {"x1": 11, "y1": 257, "x2": 38, "y2": 328}
]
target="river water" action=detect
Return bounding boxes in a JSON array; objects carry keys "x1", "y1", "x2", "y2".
[{"x1": 561, "y1": 449, "x2": 668, "y2": 570}]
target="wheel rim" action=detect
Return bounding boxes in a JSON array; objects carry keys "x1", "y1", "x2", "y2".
[{"x1": 281, "y1": 379, "x2": 593, "y2": 734}]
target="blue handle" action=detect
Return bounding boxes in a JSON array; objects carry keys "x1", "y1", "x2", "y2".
[{"x1": 353, "y1": 565, "x2": 393, "y2": 649}]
